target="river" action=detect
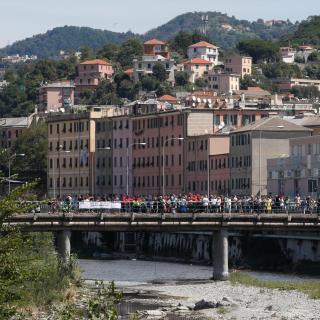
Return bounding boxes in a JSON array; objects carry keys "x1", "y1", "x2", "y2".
[{"x1": 78, "y1": 259, "x2": 320, "y2": 320}]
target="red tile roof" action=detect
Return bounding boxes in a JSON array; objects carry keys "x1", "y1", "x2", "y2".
[
  {"x1": 189, "y1": 41, "x2": 218, "y2": 49},
  {"x1": 144, "y1": 39, "x2": 166, "y2": 45},
  {"x1": 158, "y1": 95, "x2": 177, "y2": 102},
  {"x1": 124, "y1": 68, "x2": 134, "y2": 75},
  {"x1": 80, "y1": 59, "x2": 111, "y2": 65},
  {"x1": 184, "y1": 58, "x2": 213, "y2": 65}
]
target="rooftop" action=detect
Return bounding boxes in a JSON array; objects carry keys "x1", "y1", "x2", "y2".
[
  {"x1": 158, "y1": 95, "x2": 178, "y2": 102},
  {"x1": 231, "y1": 116, "x2": 312, "y2": 134},
  {"x1": 0, "y1": 117, "x2": 31, "y2": 128},
  {"x1": 144, "y1": 39, "x2": 166, "y2": 45},
  {"x1": 80, "y1": 59, "x2": 111, "y2": 65},
  {"x1": 184, "y1": 58, "x2": 213, "y2": 65},
  {"x1": 189, "y1": 41, "x2": 218, "y2": 49}
]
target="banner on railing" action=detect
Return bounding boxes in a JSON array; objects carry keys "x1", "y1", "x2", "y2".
[{"x1": 79, "y1": 201, "x2": 121, "y2": 210}]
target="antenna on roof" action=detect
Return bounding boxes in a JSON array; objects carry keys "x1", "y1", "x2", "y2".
[{"x1": 201, "y1": 15, "x2": 209, "y2": 36}]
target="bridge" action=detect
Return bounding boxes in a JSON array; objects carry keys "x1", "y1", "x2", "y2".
[{"x1": 5, "y1": 212, "x2": 320, "y2": 280}]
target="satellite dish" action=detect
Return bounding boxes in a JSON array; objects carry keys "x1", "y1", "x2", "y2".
[
  {"x1": 192, "y1": 103, "x2": 196, "y2": 107},
  {"x1": 208, "y1": 103, "x2": 213, "y2": 108},
  {"x1": 208, "y1": 99, "x2": 212, "y2": 104},
  {"x1": 197, "y1": 98, "x2": 201, "y2": 103},
  {"x1": 203, "y1": 98, "x2": 207, "y2": 103},
  {"x1": 192, "y1": 96, "x2": 196, "y2": 101}
]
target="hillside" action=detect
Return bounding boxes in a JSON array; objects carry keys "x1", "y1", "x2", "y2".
[
  {"x1": 145, "y1": 11, "x2": 297, "y2": 48},
  {"x1": 281, "y1": 16, "x2": 320, "y2": 46},
  {"x1": 0, "y1": 11, "x2": 298, "y2": 58},
  {"x1": 0, "y1": 26, "x2": 138, "y2": 58}
]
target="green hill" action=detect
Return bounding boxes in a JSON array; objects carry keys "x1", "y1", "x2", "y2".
[
  {"x1": 281, "y1": 16, "x2": 320, "y2": 46},
  {"x1": 0, "y1": 11, "x2": 298, "y2": 58},
  {"x1": 0, "y1": 26, "x2": 138, "y2": 58},
  {"x1": 145, "y1": 11, "x2": 297, "y2": 48}
]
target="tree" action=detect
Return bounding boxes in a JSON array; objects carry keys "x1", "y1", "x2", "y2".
[
  {"x1": 140, "y1": 75, "x2": 159, "y2": 91},
  {"x1": 175, "y1": 71, "x2": 190, "y2": 86},
  {"x1": 261, "y1": 62, "x2": 302, "y2": 79},
  {"x1": 195, "y1": 77, "x2": 207, "y2": 88},
  {"x1": 291, "y1": 85, "x2": 320, "y2": 99},
  {"x1": 97, "y1": 43, "x2": 120, "y2": 62},
  {"x1": 117, "y1": 38, "x2": 143, "y2": 68},
  {"x1": 80, "y1": 46, "x2": 94, "y2": 61},
  {"x1": 240, "y1": 75, "x2": 259, "y2": 90},
  {"x1": 169, "y1": 31, "x2": 210, "y2": 57},
  {"x1": 117, "y1": 79, "x2": 139, "y2": 100},
  {"x1": 152, "y1": 63, "x2": 168, "y2": 82},
  {"x1": 13, "y1": 123, "x2": 48, "y2": 189},
  {"x1": 0, "y1": 184, "x2": 78, "y2": 318},
  {"x1": 237, "y1": 39, "x2": 279, "y2": 63}
]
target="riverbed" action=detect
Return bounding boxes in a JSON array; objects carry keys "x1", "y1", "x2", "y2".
[{"x1": 79, "y1": 259, "x2": 320, "y2": 320}]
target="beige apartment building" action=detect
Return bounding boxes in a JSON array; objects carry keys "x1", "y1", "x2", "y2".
[
  {"x1": 183, "y1": 58, "x2": 213, "y2": 83},
  {"x1": 47, "y1": 108, "x2": 111, "y2": 198},
  {"x1": 224, "y1": 54, "x2": 252, "y2": 78},
  {"x1": 229, "y1": 117, "x2": 311, "y2": 196},
  {"x1": 205, "y1": 72, "x2": 240, "y2": 94},
  {"x1": 267, "y1": 135, "x2": 320, "y2": 197}
]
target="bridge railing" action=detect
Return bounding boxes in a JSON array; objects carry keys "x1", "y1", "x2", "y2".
[{"x1": 30, "y1": 200, "x2": 320, "y2": 215}]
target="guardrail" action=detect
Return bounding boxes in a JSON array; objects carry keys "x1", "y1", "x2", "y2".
[{"x1": 30, "y1": 200, "x2": 320, "y2": 215}]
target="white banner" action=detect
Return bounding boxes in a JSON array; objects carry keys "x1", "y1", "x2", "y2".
[{"x1": 79, "y1": 201, "x2": 121, "y2": 210}]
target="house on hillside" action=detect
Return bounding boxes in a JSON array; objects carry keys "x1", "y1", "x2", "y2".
[{"x1": 133, "y1": 39, "x2": 175, "y2": 85}]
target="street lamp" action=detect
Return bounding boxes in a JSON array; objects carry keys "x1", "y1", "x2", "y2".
[
  {"x1": 162, "y1": 137, "x2": 184, "y2": 195},
  {"x1": 8, "y1": 153, "x2": 25, "y2": 194},
  {"x1": 126, "y1": 142, "x2": 146, "y2": 195}
]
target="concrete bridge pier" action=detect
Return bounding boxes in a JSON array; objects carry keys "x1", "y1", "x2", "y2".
[
  {"x1": 57, "y1": 230, "x2": 71, "y2": 261},
  {"x1": 212, "y1": 229, "x2": 229, "y2": 280}
]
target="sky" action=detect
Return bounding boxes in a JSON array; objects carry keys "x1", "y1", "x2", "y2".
[{"x1": 0, "y1": 0, "x2": 319, "y2": 48}]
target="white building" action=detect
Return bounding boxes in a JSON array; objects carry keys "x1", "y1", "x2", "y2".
[
  {"x1": 280, "y1": 47, "x2": 296, "y2": 64},
  {"x1": 187, "y1": 41, "x2": 219, "y2": 65},
  {"x1": 133, "y1": 39, "x2": 175, "y2": 84}
]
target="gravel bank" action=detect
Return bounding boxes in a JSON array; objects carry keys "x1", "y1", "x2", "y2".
[{"x1": 133, "y1": 280, "x2": 320, "y2": 320}]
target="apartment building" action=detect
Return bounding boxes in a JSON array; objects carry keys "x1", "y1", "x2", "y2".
[
  {"x1": 38, "y1": 81, "x2": 75, "y2": 112},
  {"x1": 205, "y1": 71, "x2": 240, "y2": 94},
  {"x1": 187, "y1": 41, "x2": 219, "y2": 65},
  {"x1": 185, "y1": 134, "x2": 230, "y2": 195},
  {"x1": 95, "y1": 117, "x2": 113, "y2": 197},
  {"x1": 229, "y1": 117, "x2": 312, "y2": 196},
  {"x1": 47, "y1": 109, "x2": 106, "y2": 198},
  {"x1": 111, "y1": 116, "x2": 132, "y2": 196},
  {"x1": 0, "y1": 116, "x2": 35, "y2": 149},
  {"x1": 183, "y1": 58, "x2": 213, "y2": 83},
  {"x1": 267, "y1": 135, "x2": 320, "y2": 197},
  {"x1": 133, "y1": 39, "x2": 175, "y2": 84},
  {"x1": 130, "y1": 108, "x2": 215, "y2": 196},
  {"x1": 273, "y1": 78, "x2": 320, "y2": 92},
  {"x1": 75, "y1": 59, "x2": 114, "y2": 100},
  {"x1": 224, "y1": 54, "x2": 252, "y2": 78}
]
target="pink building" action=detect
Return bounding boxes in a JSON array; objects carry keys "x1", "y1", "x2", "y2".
[
  {"x1": 185, "y1": 134, "x2": 230, "y2": 195},
  {"x1": 112, "y1": 116, "x2": 133, "y2": 196},
  {"x1": 38, "y1": 81, "x2": 75, "y2": 112},
  {"x1": 224, "y1": 53, "x2": 252, "y2": 78},
  {"x1": 131, "y1": 110, "x2": 185, "y2": 196},
  {"x1": 75, "y1": 59, "x2": 114, "y2": 100}
]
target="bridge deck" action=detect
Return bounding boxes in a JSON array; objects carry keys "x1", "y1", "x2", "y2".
[{"x1": 4, "y1": 212, "x2": 320, "y2": 232}]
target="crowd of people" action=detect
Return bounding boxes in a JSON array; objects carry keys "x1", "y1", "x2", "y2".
[{"x1": 47, "y1": 193, "x2": 320, "y2": 214}]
